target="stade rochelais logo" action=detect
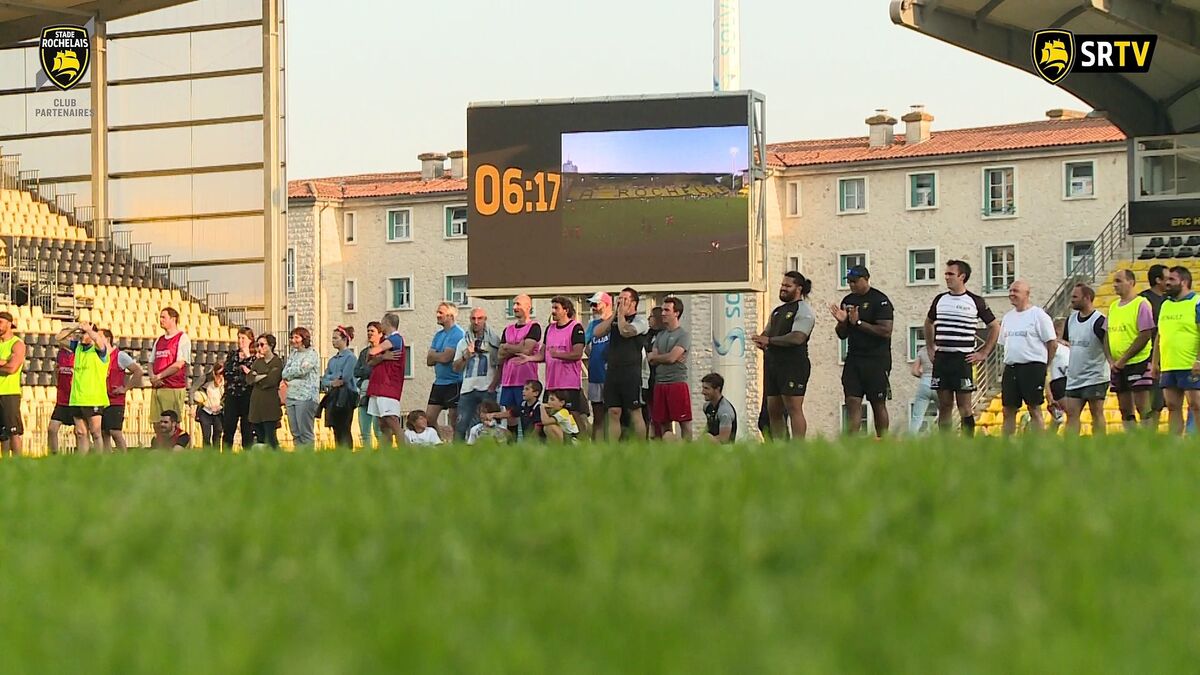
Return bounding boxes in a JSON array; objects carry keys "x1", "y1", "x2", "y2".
[{"x1": 40, "y1": 25, "x2": 90, "y2": 91}]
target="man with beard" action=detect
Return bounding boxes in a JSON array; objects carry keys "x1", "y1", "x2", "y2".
[
  {"x1": 1062, "y1": 284, "x2": 1110, "y2": 436},
  {"x1": 520, "y1": 296, "x2": 588, "y2": 437},
  {"x1": 752, "y1": 272, "x2": 815, "y2": 440},
  {"x1": 592, "y1": 287, "x2": 649, "y2": 441},
  {"x1": 1152, "y1": 266, "x2": 1200, "y2": 436},
  {"x1": 830, "y1": 265, "x2": 893, "y2": 436},
  {"x1": 1107, "y1": 270, "x2": 1156, "y2": 430}
]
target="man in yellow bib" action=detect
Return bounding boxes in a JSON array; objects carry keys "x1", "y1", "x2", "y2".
[
  {"x1": 1107, "y1": 270, "x2": 1156, "y2": 430},
  {"x1": 0, "y1": 311, "x2": 26, "y2": 456},
  {"x1": 57, "y1": 321, "x2": 110, "y2": 453},
  {"x1": 1151, "y1": 266, "x2": 1200, "y2": 436}
]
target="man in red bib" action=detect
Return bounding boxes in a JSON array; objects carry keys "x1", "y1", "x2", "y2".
[{"x1": 149, "y1": 307, "x2": 191, "y2": 424}]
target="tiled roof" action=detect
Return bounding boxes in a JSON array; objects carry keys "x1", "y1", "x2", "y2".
[
  {"x1": 288, "y1": 171, "x2": 466, "y2": 200},
  {"x1": 767, "y1": 117, "x2": 1125, "y2": 168}
]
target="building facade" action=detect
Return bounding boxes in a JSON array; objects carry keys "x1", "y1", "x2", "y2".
[{"x1": 289, "y1": 110, "x2": 1127, "y2": 438}]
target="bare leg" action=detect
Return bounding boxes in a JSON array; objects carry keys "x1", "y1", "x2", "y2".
[
  {"x1": 783, "y1": 395, "x2": 806, "y2": 439},
  {"x1": 1027, "y1": 405, "x2": 1044, "y2": 433},
  {"x1": 1116, "y1": 391, "x2": 1137, "y2": 431},
  {"x1": 627, "y1": 408, "x2": 647, "y2": 440},
  {"x1": 1088, "y1": 398, "x2": 1107, "y2": 435},
  {"x1": 870, "y1": 400, "x2": 889, "y2": 437},
  {"x1": 1002, "y1": 406, "x2": 1019, "y2": 436},
  {"x1": 767, "y1": 396, "x2": 786, "y2": 441},
  {"x1": 47, "y1": 420, "x2": 61, "y2": 455},
  {"x1": 571, "y1": 412, "x2": 590, "y2": 440},
  {"x1": 678, "y1": 420, "x2": 693, "y2": 442},
  {"x1": 426, "y1": 404, "x2": 444, "y2": 437},
  {"x1": 936, "y1": 390, "x2": 956, "y2": 430},
  {"x1": 74, "y1": 418, "x2": 90, "y2": 454},
  {"x1": 110, "y1": 430, "x2": 128, "y2": 451},
  {"x1": 955, "y1": 392, "x2": 974, "y2": 436},
  {"x1": 607, "y1": 407, "x2": 623, "y2": 441},
  {"x1": 1064, "y1": 397, "x2": 1085, "y2": 435},
  {"x1": 1165, "y1": 388, "x2": 1185, "y2": 436},
  {"x1": 8, "y1": 434, "x2": 21, "y2": 457},
  {"x1": 1133, "y1": 390, "x2": 1152, "y2": 428},
  {"x1": 845, "y1": 396, "x2": 863, "y2": 434},
  {"x1": 591, "y1": 404, "x2": 606, "y2": 440},
  {"x1": 544, "y1": 424, "x2": 565, "y2": 443}
]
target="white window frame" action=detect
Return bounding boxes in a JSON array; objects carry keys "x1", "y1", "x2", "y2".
[
  {"x1": 906, "y1": 171, "x2": 938, "y2": 210},
  {"x1": 909, "y1": 400, "x2": 937, "y2": 433},
  {"x1": 287, "y1": 313, "x2": 296, "y2": 333},
  {"x1": 838, "y1": 337, "x2": 848, "y2": 366},
  {"x1": 505, "y1": 298, "x2": 516, "y2": 319},
  {"x1": 444, "y1": 274, "x2": 469, "y2": 306},
  {"x1": 1062, "y1": 160, "x2": 1096, "y2": 200},
  {"x1": 981, "y1": 165, "x2": 1018, "y2": 219},
  {"x1": 386, "y1": 208, "x2": 413, "y2": 243},
  {"x1": 344, "y1": 278, "x2": 358, "y2": 313},
  {"x1": 1065, "y1": 240, "x2": 1095, "y2": 277},
  {"x1": 403, "y1": 345, "x2": 414, "y2": 379},
  {"x1": 1133, "y1": 133, "x2": 1200, "y2": 202},
  {"x1": 787, "y1": 255, "x2": 802, "y2": 273},
  {"x1": 387, "y1": 276, "x2": 414, "y2": 311},
  {"x1": 906, "y1": 246, "x2": 939, "y2": 287},
  {"x1": 836, "y1": 176, "x2": 868, "y2": 215},
  {"x1": 785, "y1": 180, "x2": 802, "y2": 217},
  {"x1": 908, "y1": 325, "x2": 927, "y2": 362},
  {"x1": 285, "y1": 246, "x2": 296, "y2": 292},
  {"x1": 444, "y1": 204, "x2": 468, "y2": 239},
  {"x1": 344, "y1": 211, "x2": 358, "y2": 244},
  {"x1": 837, "y1": 251, "x2": 869, "y2": 290},
  {"x1": 981, "y1": 243, "x2": 1019, "y2": 296},
  {"x1": 841, "y1": 403, "x2": 873, "y2": 433}
]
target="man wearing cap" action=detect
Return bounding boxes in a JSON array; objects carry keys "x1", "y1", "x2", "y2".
[
  {"x1": 830, "y1": 265, "x2": 893, "y2": 436},
  {"x1": 584, "y1": 291, "x2": 612, "y2": 439},
  {"x1": 0, "y1": 311, "x2": 26, "y2": 456}
]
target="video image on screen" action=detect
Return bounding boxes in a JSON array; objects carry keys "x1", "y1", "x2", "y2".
[{"x1": 559, "y1": 125, "x2": 750, "y2": 265}]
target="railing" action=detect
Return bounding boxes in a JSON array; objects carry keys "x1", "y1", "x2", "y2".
[
  {"x1": 972, "y1": 204, "x2": 1130, "y2": 411},
  {"x1": 0, "y1": 155, "x2": 19, "y2": 190}
]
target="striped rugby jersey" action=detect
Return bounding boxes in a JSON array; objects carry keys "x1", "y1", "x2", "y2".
[{"x1": 927, "y1": 291, "x2": 996, "y2": 353}]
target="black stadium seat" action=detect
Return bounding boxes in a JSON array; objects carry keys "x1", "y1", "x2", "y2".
[
  {"x1": 1169, "y1": 236, "x2": 1184, "y2": 247},
  {"x1": 1178, "y1": 247, "x2": 1195, "y2": 258},
  {"x1": 1149, "y1": 236, "x2": 1166, "y2": 247},
  {"x1": 1157, "y1": 247, "x2": 1176, "y2": 259},
  {"x1": 1139, "y1": 247, "x2": 1158, "y2": 260},
  {"x1": 1187, "y1": 236, "x2": 1200, "y2": 248}
]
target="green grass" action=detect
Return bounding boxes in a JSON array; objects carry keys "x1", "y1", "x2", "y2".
[{"x1": 2, "y1": 434, "x2": 1199, "y2": 674}]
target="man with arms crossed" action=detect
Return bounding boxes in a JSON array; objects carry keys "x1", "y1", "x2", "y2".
[
  {"x1": 1107, "y1": 270, "x2": 1156, "y2": 430},
  {"x1": 427, "y1": 302, "x2": 465, "y2": 437},
  {"x1": 998, "y1": 280, "x2": 1056, "y2": 435},
  {"x1": 1062, "y1": 284, "x2": 1110, "y2": 436},
  {"x1": 648, "y1": 297, "x2": 692, "y2": 440},
  {"x1": 830, "y1": 265, "x2": 893, "y2": 436},
  {"x1": 752, "y1": 271, "x2": 816, "y2": 440},
  {"x1": 584, "y1": 292, "x2": 613, "y2": 439},
  {"x1": 1151, "y1": 266, "x2": 1200, "y2": 436},
  {"x1": 924, "y1": 260, "x2": 999, "y2": 435},
  {"x1": 497, "y1": 294, "x2": 542, "y2": 437},
  {"x1": 520, "y1": 296, "x2": 589, "y2": 437}
]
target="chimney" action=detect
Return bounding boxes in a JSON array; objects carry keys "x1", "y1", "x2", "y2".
[
  {"x1": 448, "y1": 150, "x2": 467, "y2": 180},
  {"x1": 1045, "y1": 108, "x2": 1086, "y2": 120},
  {"x1": 866, "y1": 109, "x2": 897, "y2": 148},
  {"x1": 418, "y1": 152, "x2": 447, "y2": 180},
  {"x1": 901, "y1": 105, "x2": 934, "y2": 145}
]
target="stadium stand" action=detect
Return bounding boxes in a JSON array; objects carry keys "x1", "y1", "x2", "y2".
[{"x1": 0, "y1": 152, "x2": 263, "y2": 454}]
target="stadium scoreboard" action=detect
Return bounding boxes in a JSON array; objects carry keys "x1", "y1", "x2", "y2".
[{"x1": 467, "y1": 91, "x2": 765, "y2": 297}]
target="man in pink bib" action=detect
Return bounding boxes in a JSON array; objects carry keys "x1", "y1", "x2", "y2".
[
  {"x1": 520, "y1": 295, "x2": 589, "y2": 438},
  {"x1": 149, "y1": 307, "x2": 191, "y2": 424}
]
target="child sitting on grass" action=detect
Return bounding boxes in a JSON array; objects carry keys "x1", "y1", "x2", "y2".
[
  {"x1": 541, "y1": 389, "x2": 580, "y2": 444},
  {"x1": 512, "y1": 379, "x2": 545, "y2": 442},
  {"x1": 404, "y1": 410, "x2": 442, "y2": 446},
  {"x1": 466, "y1": 399, "x2": 509, "y2": 445}
]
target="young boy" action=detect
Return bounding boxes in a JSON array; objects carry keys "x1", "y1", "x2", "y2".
[
  {"x1": 541, "y1": 389, "x2": 580, "y2": 443},
  {"x1": 467, "y1": 399, "x2": 509, "y2": 445},
  {"x1": 514, "y1": 379, "x2": 545, "y2": 442}
]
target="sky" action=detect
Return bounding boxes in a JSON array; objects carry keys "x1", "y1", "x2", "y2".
[
  {"x1": 562, "y1": 126, "x2": 749, "y2": 174},
  {"x1": 285, "y1": 0, "x2": 1088, "y2": 179}
]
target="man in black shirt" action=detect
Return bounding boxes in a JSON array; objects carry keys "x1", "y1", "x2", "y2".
[
  {"x1": 592, "y1": 287, "x2": 650, "y2": 440},
  {"x1": 830, "y1": 265, "x2": 893, "y2": 436},
  {"x1": 1140, "y1": 263, "x2": 1168, "y2": 420},
  {"x1": 752, "y1": 272, "x2": 816, "y2": 440}
]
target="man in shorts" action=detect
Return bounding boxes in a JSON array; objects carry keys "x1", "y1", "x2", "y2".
[
  {"x1": 522, "y1": 296, "x2": 589, "y2": 437},
  {"x1": 1062, "y1": 284, "x2": 1110, "y2": 436},
  {"x1": 1107, "y1": 270, "x2": 1156, "y2": 430},
  {"x1": 584, "y1": 292, "x2": 612, "y2": 439},
  {"x1": 592, "y1": 287, "x2": 650, "y2": 441},
  {"x1": 367, "y1": 312, "x2": 407, "y2": 445},
  {"x1": 62, "y1": 321, "x2": 110, "y2": 453},
  {"x1": 924, "y1": 260, "x2": 999, "y2": 435},
  {"x1": 648, "y1": 297, "x2": 692, "y2": 440},
  {"x1": 830, "y1": 265, "x2": 893, "y2": 436},
  {"x1": 48, "y1": 327, "x2": 77, "y2": 454},
  {"x1": 101, "y1": 328, "x2": 144, "y2": 451},
  {"x1": 1151, "y1": 266, "x2": 1200, "y2": 436},
  {"x1": 426, "y1": 302, "x2": 465, "y2": 436},
  {"x1": 0, "y1": 311, "x2": 26, "y2": 456},
  {"x1": 998, "y1": 280, "x2": 1056, "y2": 435},
  {"x1": 1140, "y1": 264, "x2": 1169, "y2": 422},
  {"x1": 497, "y1": 294, "x2": 542, "y2": 437},
  {"x1": 752, "y1": 272, "x2": 816, "y2": 440}
]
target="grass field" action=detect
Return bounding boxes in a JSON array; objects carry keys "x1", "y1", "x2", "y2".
[{"x1": 2, "y1": 434, "x2": 1198, "y2": 673}]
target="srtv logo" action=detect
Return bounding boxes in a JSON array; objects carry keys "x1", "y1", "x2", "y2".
[{"x1": 1032, "y1": 30, "x2": 1156, "y2": 84}]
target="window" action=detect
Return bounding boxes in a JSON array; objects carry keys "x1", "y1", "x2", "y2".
[
  {"x1": 908, "y1": 248, "x2": 937, "y2": 285},
  {"x1": 982, "y1": 166, "x2": 1016, "y2": 217},
  {"x1": 838, "y1": 337, "x2": 848, "y2": 365},
  {"x1": 505, "y1": 298, "x2": 516, "y2": 319},
  {"x1": 785, "y1": 180, "x2": 801, "y2": 217},
  {"x1": 908, "y1": 172, "x2": 936, "y2": 209},
  {"x1": 787, "y1": 256, "x2": 802, "y2": 273},
  {"x1": 445, "y1": 275, "x2": 469, "y2": 306},
  {"x1": 1064, "y1": 161, "x2": 1095, "y2": 199},
  {"x1": 404, "y1": 345, "x2": 413, "y2": 379},
  {"x1": 287, "y1": 314, "x2": 296, "y2": 333},
  {"x1": 388, "y1": 276, "x2": 413, "y2": 310},
  {"x1": 908, "y1": 326, "x2": 926, "y2": 362},
  {"x1": 838, "y1": 252, "x2": 868, "y2": 290},
  {"x1": 841, "y1": 403, "x2": 871, "y2": 433},
  {"x1": 344, "y1": 211, "x2": 357, "y2": 244},
  {"x1": 984, "y1": 245, "x2": 1016, "y2": 294},
  {"x1": 445, "y1": 205, "x2": 468, "y2": 238},
  {"x1": 387, "y1": 209, "x2": 412, "y2": 242},
  {"x1": 837, "y1": 177, "x2": 867, "y2": 214},
  {"x1": 1134, "y1": 133, "x2": 1200, "y2": 200},
  {"x1": 285, "y1": 247, "x2": 295, "y2": 292},
  {"x1": 909, "y1": 400, "x2": 937, "y2": 433},
  {"x1": 1065, "y1": 240, "x2": 1095, "y2": 276},
  {"x1": 344, "y1": 279, "x2": 357, "y2": 313}
]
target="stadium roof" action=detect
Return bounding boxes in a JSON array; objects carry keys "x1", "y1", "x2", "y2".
[
  {"x1": 768, "y1": 116, "x2": 1124, "y2": 168},
  {"x1": 288, "y1": 172, "x2": 466, "y2": 201},
  {"x1": 890, "y1": 0, "x2": 1200, "y2": 136},
  {"x1": 0, "y1": 0, "x2": 192, "y2": 46}
]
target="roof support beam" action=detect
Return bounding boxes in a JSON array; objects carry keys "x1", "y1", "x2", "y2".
[
  {"x1": 1050, "y1": 3, "x2": 1092, "y2": 27},
  {"x1": 975, "y1": 0, "x2": 1008, "y2": 23},
  {"x1": 0, "y1": 0, "x2": 91, "y2": 17},
  {"x1": 1091, "y1": 0, "x2": 1200, "y2": 49},
  {"x1": 890, "y1": 0, "x2": 1168, "y2": 135}
]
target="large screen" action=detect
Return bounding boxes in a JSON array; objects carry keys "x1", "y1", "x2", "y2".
[{"x1": 467, "y1": 92, "x2": 758, "y2": 296}]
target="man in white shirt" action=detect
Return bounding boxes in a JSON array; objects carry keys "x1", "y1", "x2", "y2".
[{"x1": 998, "y1": 280, "x2": 1056, "y2": 435}]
